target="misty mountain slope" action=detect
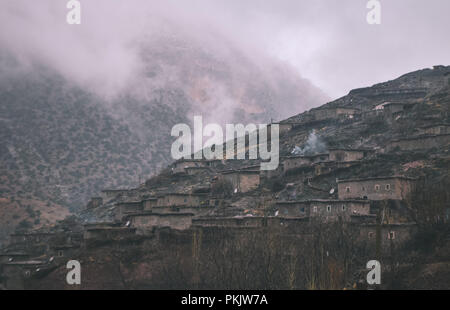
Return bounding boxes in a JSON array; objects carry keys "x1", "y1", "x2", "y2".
[{"x1": 0, "y1": 33, "x2": 326, "y2": 241}]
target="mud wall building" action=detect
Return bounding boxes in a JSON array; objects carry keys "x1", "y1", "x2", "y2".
[
  {"x1": 113, "y1": 201, "x2": 143, "y2": 222},
  {"x1": 129, "y1": 212, "x2": 194, "y2": 232},
  {"x1": 338, "y1": 176, "x2": 416, "y2": 201},
  {"x1": 387, "y1": 134, "x2": 450, "y2": 151},
  {"x1": 275, "y1": 200, "x2": 371, "y2": 221},
  {"x1": 357, "y1": 223, "x2": 417, "y2": 250},
  {"x1": 310, "y1": 107, "x2": 360, "y2": 121},
  {"x1": 142, "y1": 198, "x2": 158, "y2": 210},
  {"x1": 157, "y1": 193, "x2": 208, "y2": 207},
  {"x1": 419, "y1": 124, "x2": 450, "y2": 135},
  {"x1": 283, "y1": 154, "x2": 329, "y2": 173},
  {"x1": 328, "y1": 149, "x2": 367, "y2": 162},
  {"x1": 220, "y1": 170, "x2": 260, "y2": 193}
]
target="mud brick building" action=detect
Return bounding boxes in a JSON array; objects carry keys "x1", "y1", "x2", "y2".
[
  {"x1": 419, "y1": 123, "x2": 450, "y2": 135},
  {"x1": 83, "y1": 223, "x2": 136, "y2": 241},
  {"x1": 275, "y1": 200, "x2": 371, "y2": 221},
  {"x1": 283, "y1": 153, "x2": 329, "y2": 173},
  {"x1": 113, "y1": 201, "x2": 143, "y2": 222},
  {"x1": 128, "y1": 212, "x2": 194, "y2": 232},
  {"x1": 338, "y1": 176, "x2": 416, "y2": 201},
  {"x1": 156, "y1": 193, "x2": 208, "y2": 207},
  {"x1": 387, "y1": 134, "x2": 450, "y2": 151},
  {"x1": 151, "y1": 205, "x2": 215, "y2": 216},
  {"x1": 171, "y1": 159, "x2": 221, "y2": 174},
  {"x1": 328, "y1": 148, "x2": 369, "y2": 162},
  {"x1": 184, "y1": 166, "x2": 211, "y2": 175},
  {"x1": 1, "y1": 260, "x2": 48, "y2": 290},
  {"x1": 192, "y1": 216, "x2": 267, "y2": 228},
  {"x1": 309, "y1": 107, "x2": 360, "y2": 121},
  {"x1": 313, "y1": 160, "x2": 360, "y2": 176},
  {"x1": 357, "y1": 223, "x2": 417, "y2": 251},
  {"x1": 220, "y1": 169, "x2": 260, "y2": 193},
  {"x1": 141, "y1": 198, "x2": 158, "y2": 210}
]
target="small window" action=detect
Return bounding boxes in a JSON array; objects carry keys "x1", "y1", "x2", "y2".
[
  {"x1": 346, "y1": 187, "x2": 351, "y2": 193},
  {"x1": 313, "y1": 206, "x2": 318, "y2": 213},
  {"x1": 58, "y1": 250, "x2": 64, "y2": 257},
  {"x1": 368, "y1": 232, "x2": 374, "y2": 239},
  {"x1": 342, "y1": 205, "x2": 346, "y2": 211},
  {"x1": 327, "y1": 205, "x2": 331, "y2": 212},
  {"x1": 300, "y1": 207, "x2": 305, "y2": 213},
  {"x1": 385, "y1": 184, "x2": 391, "y2": 190},
  {"x1": 362, "y1": 186, "x2": 366, "y2": 191},
  {"x1": 375, "y1": 184, "x2": 380, "y2": 191},
  {"x1": 388, "y1": 231, "x2": 395, "y2": 240}
]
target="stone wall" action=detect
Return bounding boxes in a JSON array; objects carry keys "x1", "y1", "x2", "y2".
[
  {"x1": 220, "y1": 171, "x2": 260, "y2": 193},
  {"x1": 329, "y1": 149, "x2": 365, "y2": 162},
  {"x1": 387, "y1": 134, "x2": 450, "y2": 151},
  {"x1": 157, "y1": 194, "x2": 207, "y2": 207},
  {"x1": 130, "y1": 213, "x2": 194, "y2": 232}
]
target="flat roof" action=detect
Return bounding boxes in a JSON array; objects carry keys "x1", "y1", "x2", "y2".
[
  {"x1": 220, "y1": 169, "x2": 260, "y2": 175},
  {"x1": 420, "y1": 123, "x2": 450, "y2": 129},
  {"x1": 127, "y1": 212, "x2": 195, "y2": 217},
  {"x1": 390, "y1": 133, "x2": 450, "y2": 142},
  {"x1": 337, "y1": 176, "x2": 417, "y2": 183},
  {"x1": 328, "y1": 148, "x2": 372, "y2": 152},
  {"x1": 276, "y1": 199, "x2": 371, "y2": 204},
  {"x1": 282, "y1": 153, "x2": 329, "y2": 159}
]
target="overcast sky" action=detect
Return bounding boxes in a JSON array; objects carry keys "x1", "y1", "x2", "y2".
[{"x1": 1, "y1": 0, "x2": 449, "y2": 99}]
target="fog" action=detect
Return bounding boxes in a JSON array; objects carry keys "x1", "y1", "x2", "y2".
[{"x1": 1, "y1": 0, "x2": 449, "y2": 105}]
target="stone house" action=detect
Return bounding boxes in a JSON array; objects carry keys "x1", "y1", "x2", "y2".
[
  {"x1": 9, "y1": 232, "x2": 55, "y2": 247},
  {"x1": 142, "y1": 198, "x2": 158, "y2": 210},
  {"x1": 220, "y1": 169, "x2": 260, "y2": 193},
  {"x1": 156, "y1": 193, "x2": 208, "y2": 207},
  {"x1": 357, "y1": 223, "x2": 417, "y2": 250},
  {"x1": 128, "y1": 212, "x2": 194, "y2": 232},
  {"x1": 283, "y1": 153, "x2": 329, "y2": 173},
  {"x1": 328, "y1": 148, "x2": 368, "y2": 162},
  {"x1": 152, "y1": 205, "x2": 215, "y2": 216},
  {"x1": 338, "y1": 176, "x2": 416, "y2": 201},
  {"x1": 1, "y1": 260, "x2": 48, "y2": 289},
  {"x1": 192, "y1": 216, "x2": 266, "y2": 228},
  {"x1": 113, "y1": 201, "x2": 143, "y2": 222},
  {"x1": 275, "y1": 200, "x2": 371, "y2": 221},
  {"x1": 83, "y1": 223, "x2": 136, "y2": 240},
  {"x1": 310, "y1": 107, "x2": 360, "y2": 121},
  {"x1": 171, "y1": 159, "x2": 221, "y2": 174},
  {"x1": 387, "y1": 134, "x2": 450, "y2": 151},
  {"x1": 184, "y1": 166, "x2": 211, "y2": 175},
  {"x1": 419, "y1": 124, "x2": 450, "y2": 135},
  {"x1": 313, "y1": 160, "x2": 360, "y2": 176}
]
